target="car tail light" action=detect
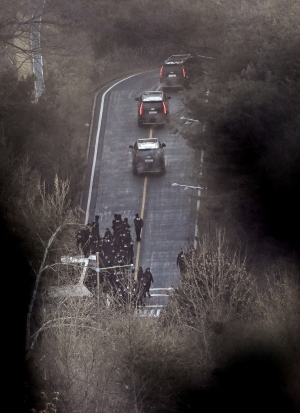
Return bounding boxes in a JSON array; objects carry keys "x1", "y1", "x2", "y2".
[
  {"x1": 182, "y1": 67, "x2": 187, "y2": 77},
  {"x1": 160, "y1": 66, "x2": 164, "y2": 78},
  {"x1": 139, "y1": 102, "x2": 143, "y2": 115},
  {"x1": 162, "y1": 101, "x2": 167, "y2": 114}
]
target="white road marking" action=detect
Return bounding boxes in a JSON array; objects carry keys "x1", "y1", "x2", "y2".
[
  {"x1": 85, "y1": 72, "x2": 145, "y2": 224},
  {"x1": 144, "y1": 305, "x2": 165, "y2": 308},
  {"x1": 150, "y1": 294, "x2": 170, "y2": 297},
  {"x1": 134, "y1": 308, "x2": 162, "y2": 317},
  {"x1": 150, "y1": 287, "x2": 174, "y2": 291}
]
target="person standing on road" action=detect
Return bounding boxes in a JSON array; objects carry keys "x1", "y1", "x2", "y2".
[
  {"x1": 91, "y1": 215, "x2": 100, "y2": 241},
  {"x1": 122, "y1": 217, "x2": 131, "y2": 232},
  {"x1": 128, "y1": 240, "x2": 134, "y2": 264},
  {"x1": 104, "y1": 227, "x2": 113, "y2": 241},
  {"x1": 134, "y1": 213, "x2": 144, "y2": 242},
  {"x1": 112, "y1": 214, "x2": 118, "y2": 232},
  {"x1": 133, "y1": 278, "x2": 145, "y2": 308},
  {"x1": 113, "y1": 214, "x2": 122, "y2": 236},
  {"x1": 144, "y1": 267, "x2": 154, "y2": 297},
  {"x1": 177, "y1": 248, "x2": 186, "y2": 273},
  {"x1": 137, "y1": 266, "x2": 144, "y2": 282}
]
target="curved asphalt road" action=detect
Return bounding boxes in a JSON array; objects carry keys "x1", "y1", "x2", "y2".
[{"x1": 81, "y1": 70, "x2": 200, "y2": 306}]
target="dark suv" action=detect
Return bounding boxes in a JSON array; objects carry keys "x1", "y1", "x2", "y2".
[
  {"x1": 135, "y1": 91, "x2": 171, "y2": 127},
  {"x1": 129, "y1": 138, "x2": 166, "y2": 175},
  {"x1": 160, "y1": 54, "x2": 192, "y2": 89}
]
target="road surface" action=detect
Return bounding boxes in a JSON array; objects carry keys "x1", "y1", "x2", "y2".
[{"x1": 81, "y1": 70, "x2": 201, "y2": 309}]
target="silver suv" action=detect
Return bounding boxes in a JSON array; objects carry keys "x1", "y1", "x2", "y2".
[
  {"x1": 135, "y1": 91, "x2": 171, "y2": 127},
  {"x1": 129, "y1": 138, "x2": 166, "y2": 175}
]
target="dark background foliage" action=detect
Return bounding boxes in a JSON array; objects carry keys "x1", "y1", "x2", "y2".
[
  {"x1": 1, "y1": 0, "x2": 300, "y2": 411},
  {"x1": 184, "y1": 2, "x2": 300, "y2": 262}
]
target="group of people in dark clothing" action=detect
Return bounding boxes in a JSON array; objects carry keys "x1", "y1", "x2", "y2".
[
  {"x1": 76, "y1": 213, "x2": 144, "y2": 259},
  {"x1": 75, "y1": 214, "x2": 134, "y2": 262},
  {"x1": 104, "y1": 265, "x2": 154, "y2": 309},
  {"x1": 75, "y1": 213, "x2": 153, "y2": 308}
]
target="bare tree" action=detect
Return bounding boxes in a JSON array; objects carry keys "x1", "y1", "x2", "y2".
[
  {"x1": 35, "y1": 294, "x2": 130, "y2": 413},
  {"x1": 24, "y1": 175, "x2": 81, "y2": 355},
  {"x1": 255, "y1": 263, "x2": 300, "y2": 346},
  {"x1": 164, "y1": 230, "x2": 254, "y2": 353},
  {"x1": 254, "y1": 265, "x2": 300, "y2": 406}
]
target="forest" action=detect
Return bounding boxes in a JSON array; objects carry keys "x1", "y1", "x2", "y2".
[{"x1": 0, "y1": 0, "x2": 299, "y2": 412}]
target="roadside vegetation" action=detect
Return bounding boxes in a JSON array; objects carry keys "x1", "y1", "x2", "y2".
[
  {"x1": 26, "y1": 229, "x2": 300, "y2": 413},
  {"x1": 1, "y1": 0, "x2": 300, "y2": 412},
  {"x1": 184, "y1": 0, "x2": 300, "y2": 264}
]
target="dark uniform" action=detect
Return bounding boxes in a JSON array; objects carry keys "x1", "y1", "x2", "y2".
[
  {"x1": 177, "y1": 249, "x2": 186, "y2": 273},
  {"x1": 112, "y1": 214, "x2": 118, "y2": 230},
  {"x1": 122, "y1": 218, "x2": 131, "y2": 232},
  {"x1": 104, "y1": 228, "x2": 113, "y2": 241},
  {"x1": 134, "y1": 213, "x2": 144, "y2": 242},
  {"x1": 75, "y1": 228, "x2": 84, "y2": 252},
  {"x1": 91, "y1": 215, "x2": 100, "y2": 241},
  {"x1": 144, "y1": 268, "x2": 154, "y2": 297},
  {"x1": 137, "y1": 267, "x2": 144, "y2": 282},
  {"x1": 128, "y1": 241, "x2": 134, "y2": 264},
  {"x1": 135, "y1": 279, "x2": 146, "y2": 307},
  {"x1": 121, "y1": 246, "x2": 129, "y2": 263},
  {"x1": 113, "y1": 215, "x2": 122, "y2": 237}
]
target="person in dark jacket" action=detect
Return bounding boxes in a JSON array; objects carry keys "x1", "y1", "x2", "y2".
[
  {"x1": 137, "y1": 266, "x2": 144, "y2": 282},
  {"x1": 122, "y1": 217, "x2": 131, "y2": 232},
  {"x1": 103, "y1": 255, "x2": 112, "y2": 268},
  {"x1": 123, "y1": 231, "x2": 132, "y2": 244},
  {"x1": 113, "y1": 214, "x2": 122, "y2": 236},
  {"x1": 104, "y1": 227, "x2": 113, "y2": 241},
  {"x1": 144, "y1": 268, "x2": 154, "y2": 297},
  {"x1": 75, "y1": 228, "x2": 84, "y2": 252},
  {"x1": 114, "y1": 252, "x2": 126, "y2": 269},
  {"x1": 135, "y1": 278, "x2": 146, "y2": 307},
  {"x1": 102, "y1": 236, "x2": 110, "y2": 255},
  {"x1": 177, "y1": 248, "x2": 186, "y2": 273},
  {"x1": 91, "y1": 215, "x2": 100, "y2": 241},
  {"x1": 134, "y1": 213, "x2": 144, "y2": 241},
  {"x1": 82, "y1": 224, "x2": 92, "y2": 257},
  {"x1": 112, "y1": 214, "x2": 118, "y2": 230},
  {"x1": 106, "y1": 241, "x2": 115, "y2": 258},
  {"x1": 114, "y1": 233, "x2": 122, "y2": 249},
  {"x1": 128, "y1": 241, "x2": 134, "y2": 264},
  {"x1": 121, "y1": 245, "x2": 129, "y2": 263}
]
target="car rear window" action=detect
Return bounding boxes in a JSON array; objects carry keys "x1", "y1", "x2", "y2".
[
  {"x1": 137, "y1": 139, "x2": 160, "y2": 149},
  {"x1": 137, "y1": 149, "x2": 159, "y2": 158},
  {"x1": 163, "y1": 64, "x2": 183, "y2": 74},
  {"x1": 143, "y1": 101, "x2": 163, "y2": 110}
]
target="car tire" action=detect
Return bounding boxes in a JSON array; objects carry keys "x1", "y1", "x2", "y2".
[
  {"x1": 133, "y1": 165, "x2": 138, "y2": 176},
  {"x1": 138, "y1": 120, "x2": 143, "y2": 128}
]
